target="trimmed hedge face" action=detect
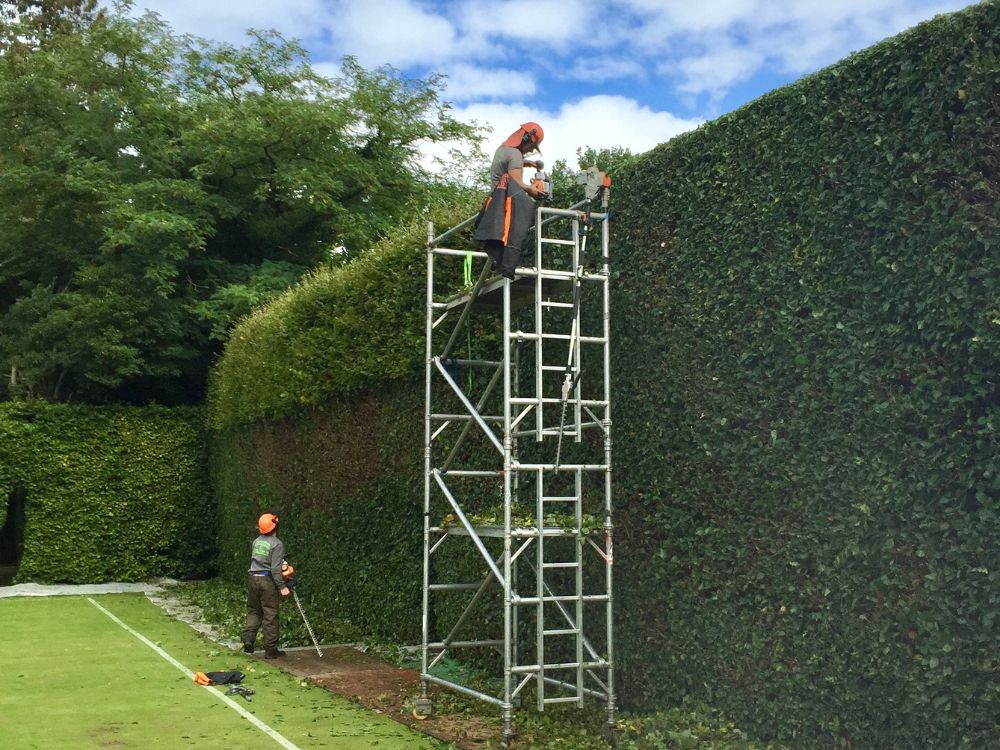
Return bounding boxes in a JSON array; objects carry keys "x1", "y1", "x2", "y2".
[
  {"x1": 213, "y1": 390, "x2": 423, "y2": 639},
  {"x1": 208, "y1": 5, "x2": 999, "y2": 748},
  {"x1": 0, "y1": 403, "x2": 213, "y2": 583},
  {"x1": 612, "y1": 4, "x2": 999, "y2": 747}
]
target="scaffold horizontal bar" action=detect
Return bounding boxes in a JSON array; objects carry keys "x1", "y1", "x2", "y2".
[
  {"x1": 435, "y1": 525, "x2": 582, "y2": 539},
  {"x1": 432, "y1": 413, "x2": 503, "y2": 423},
  {"x1": 542, "y1": 563, "x2": 580, "y2": 569},
  {"x1": 428, "y1": 583, "x2": 483, "y2": 591},
  {"x1": 446, "y1": 358, "x2": 503, "y2": 368},
  {"x1": 539, "y1": 207, "x2": 609, "y2": 220},
  {"x1": 540, "y1": 238, "x2": 577, "y2": 246},
  {"x1": 431, "y1": 247, "x2": 487, "y2": 258},
  {"x1": 426, "y1": 639, "x2": 503, "y2": 648},
  {"x1": 543, "y1": 628, "x2": 580, "y2": 635},
  {"x1": 546, "y1": 676, "x2": 608, "y2": 701},
  {"x1": 511, "y1": 528, "x2": 586, "y2": 538},
  {"x1": 513, "y1": 463, "x2": 608, "y2": 472},
  {"x1": 540, "y1": 301, "x2": 574, "y2": 309},
  {"x1": 510, "y1": 660, "x2": 608, "y2": 674},
  {"x1": 514, "y1": 595, "x2": 610, "y2": 605},
  {"x1": 543, "y1": 496, "x2": 579, "y2": 502},
  {"x1": 433, "y1": 469, "x2": 502, "y2": 477},
  {"x1": 543, "y1": 696, "x2": 582, "y2": 705},
  {"x1": 510, "y1": 397, "x2": 607, "y2": 406},
  {"x1": 511, "y1": 332, "x2": 607, "y2": 343},
  {"x1": 422, "y1": 674, "x2": 504, "y2": 707},
  {"x1": 513, "y1": 423, "x2": 600, "y2": 438},
  {"x1": 515, "y1": 268, "x2": 606, "y2": 281}
]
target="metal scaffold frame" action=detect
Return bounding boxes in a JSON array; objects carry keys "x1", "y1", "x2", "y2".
[{"x1": 419, "y1": 172, "x2": 616, "y2": 745}]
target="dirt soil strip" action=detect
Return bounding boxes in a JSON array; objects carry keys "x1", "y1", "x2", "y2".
[{"x1": 265, "y1": 647, "x2": 499, "y2": 750}]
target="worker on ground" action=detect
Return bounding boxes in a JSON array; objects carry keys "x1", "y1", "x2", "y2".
[
  {"x1": 241, "y1": 512, "x2": 290, "y2": 658},
  {"x1": 474, "y1": 122, "x2": 545, "y2": 279}
]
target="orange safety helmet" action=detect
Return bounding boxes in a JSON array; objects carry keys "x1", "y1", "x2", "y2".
[
  {"x1": 502, "y1": 121, "x2": 544, "y2": 153},
  {"x1": 257, "y1": 513, "x2": 279, "y2": 534}
]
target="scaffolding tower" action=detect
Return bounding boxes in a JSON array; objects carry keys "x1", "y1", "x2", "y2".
[{"x1": 419, "y1": 169, "x2": 616, "y2": 745}]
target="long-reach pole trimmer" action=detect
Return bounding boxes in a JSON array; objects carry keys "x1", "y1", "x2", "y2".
[{"x1": 282, "y1": 561, "x2": 323, "y2": 657}]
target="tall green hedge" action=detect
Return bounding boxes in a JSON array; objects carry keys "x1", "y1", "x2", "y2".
[
  {"x1": 208, "y1": 5, "x2": 999, "y2": 748},
  {"x1": 611, "y1": 4, "x2": 999, "y2": 747},
  {"x1": 0, "y1": 403, "x2": 213, "y2": 582},
  {"x1": 209, "y1": 200, "x2": 483, "y2": 638}
]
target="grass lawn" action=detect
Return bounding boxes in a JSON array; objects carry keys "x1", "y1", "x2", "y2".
[{"x1": 0, "y1": 594, "x2": 450, "y2": 750}]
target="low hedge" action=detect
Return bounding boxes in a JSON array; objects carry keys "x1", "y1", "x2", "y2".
[{"x1": 0, "y1": 402, "x2": 212, "y2": 582}]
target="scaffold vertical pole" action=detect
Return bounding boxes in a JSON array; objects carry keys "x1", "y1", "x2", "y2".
[
  {"x1": 501, "y1": 277, "x2": 514, "y2": 746},
  {"x1": 421, "y1": 221, "x2": 434, "y2": 708}
]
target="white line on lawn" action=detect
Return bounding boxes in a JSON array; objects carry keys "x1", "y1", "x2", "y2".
[{"x1": 86, "y1": 597, "x2": 303, "y2": 750}]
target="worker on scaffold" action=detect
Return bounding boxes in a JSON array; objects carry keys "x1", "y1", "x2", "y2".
[{"x1": 474, "y1": 122, "x2": 545, "y2": 280}]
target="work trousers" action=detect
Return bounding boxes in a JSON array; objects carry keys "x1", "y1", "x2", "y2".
[
  {"x1": 242, "y1": 574, "x2": 280, "y2": 650},
  {"x1": 484, "y1": 239, "x2": 522, "y2": 277}
]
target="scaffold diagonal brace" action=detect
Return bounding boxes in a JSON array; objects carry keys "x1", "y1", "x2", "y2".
[
  {"x1": 441, "y1": 363, "x2": 504, "y2": 473},
  {"x1": 432, "y1": 469, "x2": 506, "y2": 588},
  {"x1": 434, "y1": 357, "x2": 503, "y2": 454}
]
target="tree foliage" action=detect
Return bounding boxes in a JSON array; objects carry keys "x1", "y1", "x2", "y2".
[{"x1": 0, "y1": 1, "x2": 478, "y2": 404}]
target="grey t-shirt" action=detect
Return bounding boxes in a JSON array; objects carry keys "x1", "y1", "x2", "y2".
[
  {"x1": 489, "y1": 145, "x2": 524, "y2": 187},
  {"x1": 248, "y1": 533, "x2": 285, "y2": 585}
]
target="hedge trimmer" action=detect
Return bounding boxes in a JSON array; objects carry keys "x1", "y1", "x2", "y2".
[{"x1": 282, "y1": 561, "x2": 323, "y2": 658}]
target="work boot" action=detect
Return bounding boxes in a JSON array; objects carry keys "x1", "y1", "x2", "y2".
[
  {"x1": 264, "y1": 648, "x2": 286, "y2": 659},
  {"x1": 242, "y1": 641, "x2": 254, "y2": 654}
]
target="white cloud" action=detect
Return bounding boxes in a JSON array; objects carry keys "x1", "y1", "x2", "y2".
[
  {"x1": 563, "y1": 56, "x2": 647, "y2": 84},
  {"x1": 456, "y1": 0, "x2": 600, "y2": 47},
  {"x1": 627, "y1": 0, "x2": 974, "y2": 97},
  {"x1": 673, "y1": 43, "x2": 764, "y2": 96},
  {"x1": 127, "y1": 0, "x2": 327, "y2": 45},
  {"x1": 443, "y1": 96, "x2": 702, "y2": 171},
  {"x1": 326, "y1": 0, "x2": 459, "y2": 67},
  {"x1": 124, "y1": 0, "x2": 978, "y2": 132},
  {"x1": 440, "y1": 64, "x2": 537, "y2": 102}
]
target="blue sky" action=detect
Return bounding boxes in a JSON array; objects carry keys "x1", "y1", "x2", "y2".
[{"x1": 125, "y1": 0, "x2": 977, "y2": 169}]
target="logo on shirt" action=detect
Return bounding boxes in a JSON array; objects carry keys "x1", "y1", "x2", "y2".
[{"x1": 252, "y1": 540, "x2": 272, "y2": 557}]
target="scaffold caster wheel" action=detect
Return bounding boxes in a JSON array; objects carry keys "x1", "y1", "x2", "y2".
[{"x1": 411, "y1": 696, "x2": 432, "y2": 720}]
